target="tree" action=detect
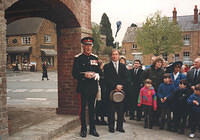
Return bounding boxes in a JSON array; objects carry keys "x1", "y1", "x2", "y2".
[
  {"x1": 100, "y1": 13, "x2": 114, "y2": 47},
  {"x1": 92, "y1": 22, "x2": 102, "y2": 54},
  {"x1": 135, "y1": 12, "x2": 183, "y2": 56}
]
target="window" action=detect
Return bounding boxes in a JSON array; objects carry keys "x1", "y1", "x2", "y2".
[
  {"x1": 183, "y1": 52, "x2": 190, "y2": 61},
  {"x1": 162, "y1": 53, "x2": 168, "y2": 61},
  {"x1": 46, "y1": 56, "x2": 54, "y2": 66},
  {"x1": 22, "y1": 36, "x2": 31, "y2": 44},
  {"x1": 132, "y1": 44, "x2": 137, "y2": 49},
  {"x1": 44, "y1": 35, "x2": 51, "y2": 43},
  {"x1": 183, "y1": 52, "x2": 190, "y2": 57},
  {"x1": 183, "y1": 34, "x2": 190, "y2": 45},
  {"x1": 174, "y1": 54, "x2": 179, "y2": 61}
]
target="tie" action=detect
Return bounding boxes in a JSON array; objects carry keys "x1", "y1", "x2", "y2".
[
  {"x1": 114, "y1": 62, "x2": 118, "y2": 74},
  {"x1": 194, "y1": 69, "x2": 198, "y2": 82},
  {"x1": 134, "y1": 69, "x2": 138, "y2": 75}
]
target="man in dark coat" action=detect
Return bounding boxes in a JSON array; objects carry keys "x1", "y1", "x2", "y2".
[
  {"x1": 72, "y1": 37, "x2": 100, "y2": 138},
  {"x1": 129, "y1": 59, "x2": 143, "y2": 120},
  {"x1": 187, "y1": 58, "x2": 200, "y2": 90},
  {"x1": 104, "y1": 49, "x2": 128, "y2": 133}
]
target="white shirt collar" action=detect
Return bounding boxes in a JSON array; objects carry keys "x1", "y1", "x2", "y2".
[
  {"x1": 173, "y1": 72, "x2": 179, "y2": 80},
  {"x1": 112, "y1": 61, "x2": 119, "y2": 65}
]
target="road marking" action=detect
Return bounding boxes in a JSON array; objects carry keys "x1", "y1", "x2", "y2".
[
  {"x1": 13, "y1": 89, "x2": 27, "y2": 92},
  {"x1": 31, "y1": 79, "x2": 41, "y2": 82},
  {"x1": 7, "y1": 97, "x2": 10, "y2": 100},
  {"x1": 7, "y1": 89, "x2": 12, "y2": 92},
  {"x1": 29, "y1": 89, "x2": 44, "y2": 92},
  {"x1": 26, "y1": 98, "x2": 47, "y2": 101},
  {"x1": 7, "y1": 80, "x2": 17, "y2": 82},
  {"x1": 46, "y1": 89, "x2": 58, "y2": 92},
  {"x1": 20, "y1": 79, "x2": 31, "y2": 82}
]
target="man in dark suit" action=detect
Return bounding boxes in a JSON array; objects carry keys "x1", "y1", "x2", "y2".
[
  {"x1": 104, "y1": 49, "x2": 128, "y2": 133},
  {"x1": 72, "y1": 37, "x2": 100, "y2": 138},
  {"x1": 187, "y1": 58, "x2": 200, "y2": 90},
  {"x1": 129, "y1": 59, "x2": 143, "y2": 120}
]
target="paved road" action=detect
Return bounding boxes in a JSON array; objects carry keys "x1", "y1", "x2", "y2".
[
  {"x1": 55, "y1": 119, "x2": 200, "y2": 140},
  {"x1": 6, "y1": 71, "x2": 58, "y2": 108}
]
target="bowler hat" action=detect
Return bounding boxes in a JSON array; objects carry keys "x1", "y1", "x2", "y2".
[{"x1": 81, "y1": 37, "x2": 94, "y2": 45}]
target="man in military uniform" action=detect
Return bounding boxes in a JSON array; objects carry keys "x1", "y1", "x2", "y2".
[{"x1": 72, "y1": 37, "x2": 100, "y2": 137}]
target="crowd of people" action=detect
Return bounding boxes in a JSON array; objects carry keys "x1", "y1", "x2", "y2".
[{"x1": 72, "y1": 36, "x2": 200, "y2": 138}]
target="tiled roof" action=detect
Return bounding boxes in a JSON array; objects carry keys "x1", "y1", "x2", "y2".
[
  {"x1": 169, "y1": 15, "x2": 200, "y2": 31},
  {"x1": 122, "y1": 27, "x2": 136, "y2": 43},
  {"x1": 7, "y1": 17, "x2": 44, "y2": 36}
]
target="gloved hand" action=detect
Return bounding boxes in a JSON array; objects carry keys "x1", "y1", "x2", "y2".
[{"x1": 94, "y1": 73, "x2": 100, "y2": 81}]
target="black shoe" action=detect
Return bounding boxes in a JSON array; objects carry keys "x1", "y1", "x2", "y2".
[
  {"x1": 42, "y1": 79, "x2": 44, "y2": 80},
  {"x1": 123, "y1": 118, "x2": 126, "y2": 122},
  {"x1": 89, "y1": 130, "x2": 99, "y2": 137},
  {"x1": 159, "y1": 126, "x2": 164, "y2": 130},
  {"x1": 136, "y1": 118, "x2": 141, "y2": 121},
  {"x1": 116, "y1": 128, "x2": 125, "y2": 133},
  {"x1": 95, "y1": 120, "x2": 101, "y2": 125},
  {"x1": 129, "y1": 116, "x2": 134, "y2": 120},
  {"x1": 178, "y1": 129, "x2": 184, "y2": 134},
  {"x1": 47, "y1": 78, "x2": 49, "y2": 80},
  {"x1": 100, "y1": 120, "x2": 108, "y2": 125},
  {"x1": 171, "y1": 128, "x2": 177, "y2": 132},
  {"x1": 109, "y1": 128, "x2": 115, "y2": 133},
  {"x1": 80, "y1": 129, "x2": 87, "y2": 137}
]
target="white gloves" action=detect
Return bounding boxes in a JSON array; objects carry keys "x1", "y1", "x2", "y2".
[{"x1": 94, "y1": 73, "x2": 100, "y2": 81}]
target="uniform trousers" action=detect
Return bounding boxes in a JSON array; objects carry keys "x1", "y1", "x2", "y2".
[{"x1": 80, "y1": 91, "x2": 97, "y2": 131}]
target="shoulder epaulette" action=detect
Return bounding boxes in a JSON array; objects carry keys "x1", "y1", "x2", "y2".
[
  {"x1": 91, "y1": 53, "x2": 98, "y2": 58},
  {"x1": 74, "y1": 53, "x2": 82, "y2": 58}
]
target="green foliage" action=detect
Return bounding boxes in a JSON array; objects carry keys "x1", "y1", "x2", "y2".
[
  {"x1": 103, "y1": 46, "x2": 112, "y2": 56},
  {"x1": 100, "y1": 13, "x2": 114, "y2": 47},
  {"x1": 92, "y1": 23, "x2": 102, "y2": 54},
  {"x1": 135, "y1": 12, "x2": 183, "y2": 56}
]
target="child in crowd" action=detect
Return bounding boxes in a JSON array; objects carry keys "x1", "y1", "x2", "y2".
[
  {"x1": 138, "y1": 79, "x2": 157, "y2": 129},
  {"x1": 157, "y1": 73, "x2": 175, "y2": 130},
  {"x1": 187, "y1": 84, "x2": 200, "y2": 138},
  {"x1": 168, "y1": 79, "x2": 192, "y2": 134}
]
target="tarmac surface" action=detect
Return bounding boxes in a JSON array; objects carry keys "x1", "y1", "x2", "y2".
[{"x1": 54, "y1": 119, "x2": 200, "y2": 140}]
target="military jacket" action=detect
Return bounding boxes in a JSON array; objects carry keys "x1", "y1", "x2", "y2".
[{"x1": 72, "y1": 53, "x2": 100, "y2": 94}]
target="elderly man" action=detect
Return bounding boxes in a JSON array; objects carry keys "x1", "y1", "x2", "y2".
[
  {"x1": 187, "y1": 58, "x2": 200, "y2": 90},
  {"x1": 72, "y1": 37, "x2": 100, "y2": 138}
]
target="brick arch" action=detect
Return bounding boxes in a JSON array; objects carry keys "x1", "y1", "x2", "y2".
[{"x1": 5, "y1": 0, "x2": 81, "y2": 28}]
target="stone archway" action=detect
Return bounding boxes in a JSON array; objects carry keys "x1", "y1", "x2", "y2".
[{"x1": 0, "y1": 0, "x2": 92, "y2": 138}]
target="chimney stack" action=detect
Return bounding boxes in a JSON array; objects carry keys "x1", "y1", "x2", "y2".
[
  {"x1": 194, "y1": 5, "x2": 198, "y2": 24},
  {"x1": 173, "y1": 8, "x2": 177, "y2": 24}
]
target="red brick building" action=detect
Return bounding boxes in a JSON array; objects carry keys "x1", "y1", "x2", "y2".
[{"x1": 6, "y1": 17, "x2": 57, "y2": 71}]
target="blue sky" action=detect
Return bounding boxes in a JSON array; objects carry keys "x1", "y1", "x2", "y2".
[{"x1": 91, "y1": 0, "x2": 200, "y2": 45}]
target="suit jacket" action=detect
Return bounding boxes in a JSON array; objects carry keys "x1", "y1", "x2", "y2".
[
  {"x1": 186, "y1": 68, "x2": 200, "y2": 87},
  {"x1": 130, "y1": 68, "x2": 143, "y2": 88},
  {"x1": 104, "y1": 61, "x2": 128, "y2": 94}
]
